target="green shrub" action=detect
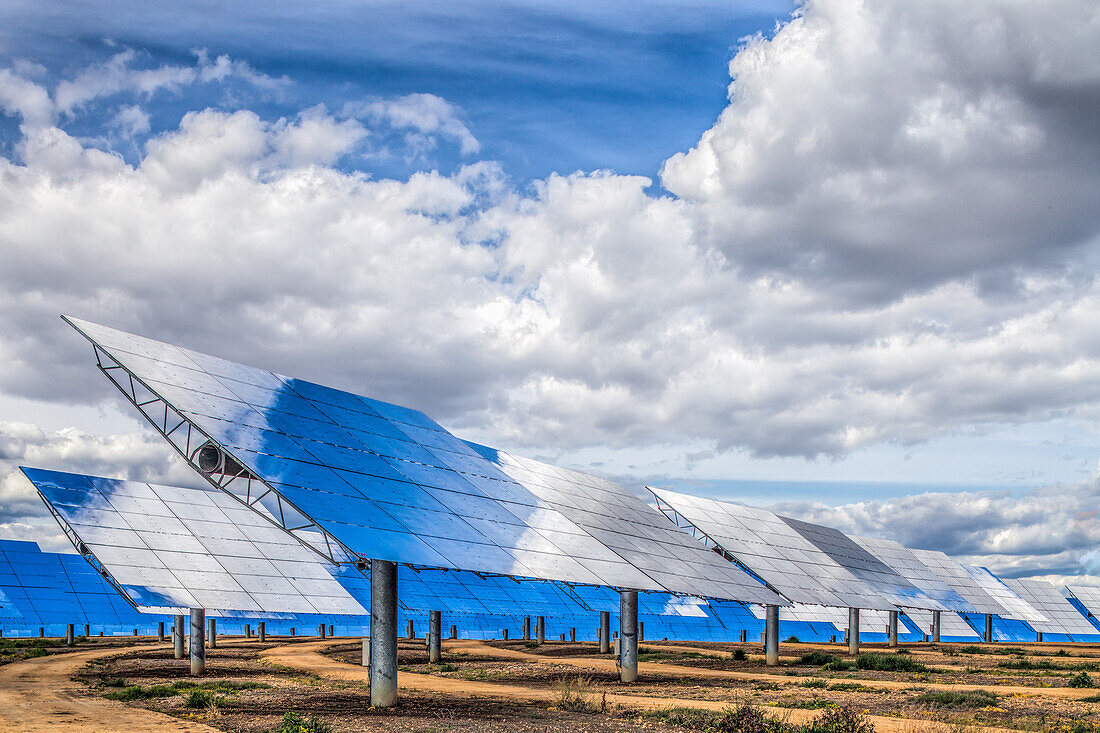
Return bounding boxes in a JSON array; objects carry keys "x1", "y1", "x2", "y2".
[
  {"x1": 23, "y1": 646, "x2": 49, "y2": 659},
  {"x1": 102, "y1": 676, "x2": 128, "y2": 687},
  {"x1": 732, "y1": 648, "x2": 747, "y2": 661},
  {"x1": 104, "y1": 684, "x2": 176, "y2": 701},
  {"x1": 1069, "y1": 672, "x2": 1095, "y2": 688},
  {"x1": 812, "y1": 705, "x2": 875, "y2": 733},
  {"x1": 828, "y1": 682, "x2": 870, "y2": 692},
  {"x1": 915, "y1": 689, "x2": 998, "y2": 709},
  {"x1": 183, "y1": 689, "x2": 218, "y2": 708},
  {"x1": 855, "y1": 653, "x2": 926, "y2": 673},
  {"x1": 273, "y1": 712, "x2": 333, "y2": 733},
  {"x1": 802, "y1": 678, "x2": 829, "y2": 688},
  {"x1": 785, "y1": 636, "x2": 801, "y2": 644},
  {"x1": 798, "y1": 651, "x2": 840, "y2": 666},
  {"x1": 822, "y1": 660, "x2": 856, "y2": 672},
  {"x1": 712, "y1": 704, "x2": 782, "y2": 733}
]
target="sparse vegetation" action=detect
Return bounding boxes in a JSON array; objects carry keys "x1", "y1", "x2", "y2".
[
  {"x1": 272, "y1": 711, "x2": 333, "y2": 733},
  {"x1": 554, "y1": 676, "x2": 606, "y2": 713},
  {"x1": 855, "y1": 653, "x2": 926, "y2": 673},
  {"x1": 1069, "y1": 672, "x2": 1095, "y2": 688},
  {"x1": 103, "y1": 684, "x2": 176, "y2": 701},
  {"x1": 101, "y1": 678, "x2": 268, "y2": 702},
  {"x1": 733, "y1": 648, "x2": 748, "y2": 661},
  {"x1": 785, "y1": 636, "x2": 801, "y2": 643},
  {"x1": 798, "y1": 651, "x2": 840, "y2": 666},
  {"x1": 637, "y1": 702, "x2": 874, "y2": 733},
  {"x1": 822, "y1": 660, "x2": 856, "y2": 672},
  {"x1": 183, "y1": 689, "x2": 224, "y2": 708},
  {"x1": 915, "y1": 689, "x2": 998, "y2": 709}
]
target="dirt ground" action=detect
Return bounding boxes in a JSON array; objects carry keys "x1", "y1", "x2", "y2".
[{"x1": 10, "y1": 635, "x2": 1100, "y2": 733}]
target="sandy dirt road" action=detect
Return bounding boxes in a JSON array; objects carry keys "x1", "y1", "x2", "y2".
[
  {"x1": 0, "y1": 643, "x2": 218, "y2": 733},
  {"x1": 260, "y1": 641, "x2": 1018, "y2": 733}
]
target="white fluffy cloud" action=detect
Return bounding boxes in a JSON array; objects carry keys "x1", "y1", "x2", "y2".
[
  {"x1": 0, "y1": 0, "x2": 1098, "y2": 578},
  {"x1": 346, "y1": 93, "x2": 481, "y2": 156},
  {"x1": 767, "y1": 466, "x2": 1100, "y2": 584},
  {"x1": 662, "y1": 0, "x2": 1100, "y2": 298},
  {"x1": 0, "y1": 422, "x2": 201, "y2": 551},
  {"x1": 52, "y1": 48, "x2": 288, "y2": 118}
]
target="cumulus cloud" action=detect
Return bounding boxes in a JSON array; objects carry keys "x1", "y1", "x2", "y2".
[
  {"x1": 53, "y1": 48, "x2": 288, "y2": 119},
  {"x1": 765, "y1": 467, "x2": 1100, "y2": 582},
  {"x1": 108, "y1": 105, "x2": 151, "y2": 138},
  {"x1": 662, "y1": 0, "x2": 1100, "y2": 300},
  {"x1": 0, "y1": 422, "x2": 201, "y2": 551},
  {"x1": 346, "y1": 93, "x2": 481, "y2": 156}
]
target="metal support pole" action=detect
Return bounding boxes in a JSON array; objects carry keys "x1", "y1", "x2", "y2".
[
  {"x1": 370, "y1": 559, "x2": 398, "y2": 708},
  {"x1": 888, "y1": 610, "x2": 898, "y2": 648},
  {"x1": 932, "y1": 610, "x2": 941, "y2": 643},
  {"x1": 1037, "y1": 631, "x2": 1044, "y2": 642},
  {"x1": 208, "y1": 618, "x2": 217, "y2": 648},
  {"x1": 320, "y1": 623, "x2": 327, "y2": 639},
  {"x1": 619, "y1": 590, "x2": 638, "y2": 682},
  {"x1": 190, "y1": 608, "x2": 206, "y2": 676},
  {"x1": 329, "y1": 624, "x2": 334, "y2": 637},
  {"x1": 765, "y1": 604, "x2": 780, "y2": 666},
  {"x1": 158, "y1": 621, "x2": 165, "y2": 641},
  {"x1": 502, "y1": 628, "x2": 508, "y2": 640},
  {"x1": 848, "y1": 608, "x2": 860, "y2": 656},
  {"x1": 83, "y1": 623, "x2": 89, "y2": 637},
  {"x1": 66, "y1": 624, "x2": 75, "y2": 646},
  {"x1": 984, "y1": 613, "x2": 993, "y2": 643},
  {"x1": 174, "y1": 614, "x2": 185, "y2": 659},
  {"x1": 740, "y1": 629, "x2": 747, "y2": 643},
  {"x1": 536, "y1": 616, "x2": 545, "y2": 645},
  {"x1": 362, "y1": 638, "x2": 370, "y2": 666},
  {"x1": 245, "y1": 624, "x2": 251, "y2": 638},
  {"x1": 259, "y1": 621, "x2": 266, "y2": 642},
  {"x1": 600, "y1": 611, "x2": 610, "y2": 653},
  {"x1": 570, "y1": 627, "x2": 576, "y2": 642},
  {"x1": 429, "y1": 610, "x2": 442, "y2": 663},
  {"x1": 291, "y1": 627, "x2": 295, "y2": 636},
  {"x1": 39, "y1": 627, "x2": 44, "y2": 638},
  {"x1": 523, "y1": 616, "x2": 531, "y2": 641},
  {"x1": 450, "y1": 624, "x2": 457, "y2": 640}
]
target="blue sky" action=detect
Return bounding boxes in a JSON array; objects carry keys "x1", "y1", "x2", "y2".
[
  {"x1": 0, "y1": 0, "x2": 1098, "y2": 581},
  {"x1": 0, "y1": 0, "x2": 793, "y2": 183}
]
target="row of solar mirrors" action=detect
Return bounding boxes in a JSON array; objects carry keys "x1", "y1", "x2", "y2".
[{"x1": 6, "y1": 317, "x2": 1099, "y2": 707}]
